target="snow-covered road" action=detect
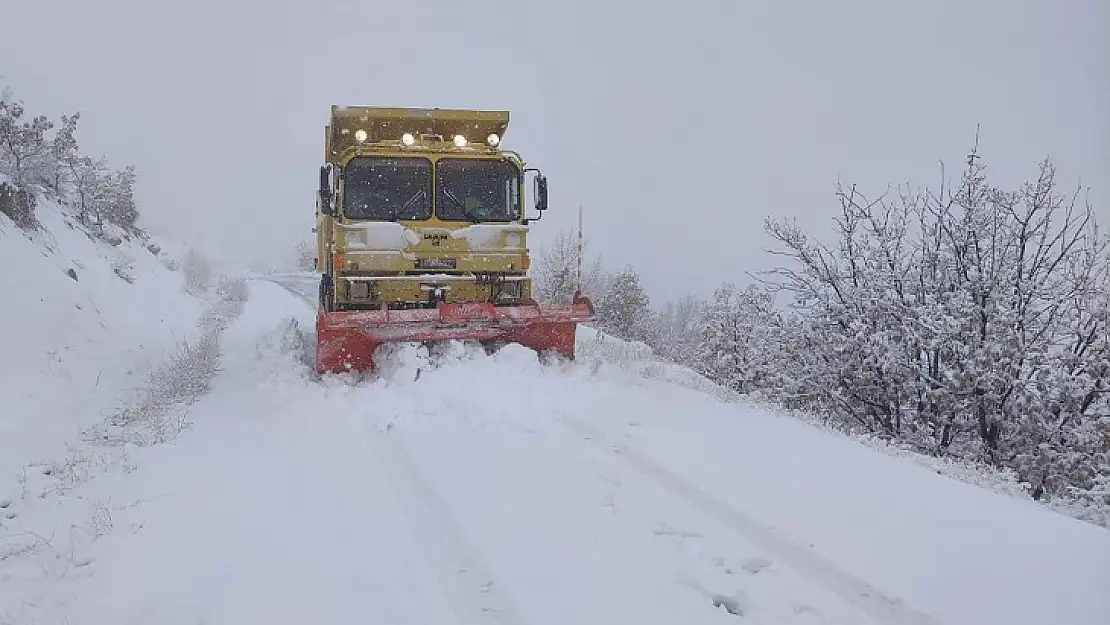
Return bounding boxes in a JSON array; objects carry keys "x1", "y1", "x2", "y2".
[{"x1": 3, "y1": 277, "x2": 1108, "y2": 625}]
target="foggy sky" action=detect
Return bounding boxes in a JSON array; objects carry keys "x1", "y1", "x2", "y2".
[{"x1": 2, "y1": 0, "x2": 1107, "y2": 303}]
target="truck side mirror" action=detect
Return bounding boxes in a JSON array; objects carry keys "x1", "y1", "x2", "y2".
[
  {"x1": 318, "y1": 164, "x2": 334, "y2": 215},
  {"x1": 534, "y1": 174, "x2": 548, "y2": 213}
]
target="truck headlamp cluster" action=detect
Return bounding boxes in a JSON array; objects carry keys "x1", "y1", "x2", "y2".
[
  {"x1": 380, "y1": 132, "x2": 498, "y2": 147},
  {"x1": 354, "y1": 129, "x2": 368, "y2": 143}
]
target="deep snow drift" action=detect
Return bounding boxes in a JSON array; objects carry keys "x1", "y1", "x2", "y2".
[{"x1": 3, "y1": 267, "x2": 1107, "y2": 625}]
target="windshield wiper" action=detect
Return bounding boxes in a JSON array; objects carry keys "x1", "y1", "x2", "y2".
[
  {"x1": 441, "y1": 188, "x2": 480, "y2": 223},
  {"x1": 399, "y1": 189, "x2": 426, "y2": 218}
]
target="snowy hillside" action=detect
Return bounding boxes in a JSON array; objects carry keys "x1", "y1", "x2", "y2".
[
  {"x1": 0, "y1": 186, "x2": 253, "y2": 589},
  {"x1": 2, "y1": 246, "x2": 1108, "y2": 625},
  {"x1": 0, "y1": 187, "x2": 218, "y2": 490}
]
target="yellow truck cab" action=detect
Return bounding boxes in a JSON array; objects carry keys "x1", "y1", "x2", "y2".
[{"x1": 312, "y1": 106, "x2": 593, "y2": 373}]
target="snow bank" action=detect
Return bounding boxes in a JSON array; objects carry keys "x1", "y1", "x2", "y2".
[
  {"x1": 574, "y1": 324, "x2": 740, "y2": 402},
  {"x1": 579, "y1": 323, "x2": 1110, "y2": 529},
  {"x1": 569, "y1": 328, "x2": 1110, "y2": 624},
  {"x1": 0, "y1": 270, "x2": 248, "y2": 625}
]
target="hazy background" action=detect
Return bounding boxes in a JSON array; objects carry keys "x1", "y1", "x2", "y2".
[{"x1": 2, "y1": 0, "x2": 1107, "y2": 303}]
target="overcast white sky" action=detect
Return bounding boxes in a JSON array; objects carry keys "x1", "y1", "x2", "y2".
[{"x1": 2, "y1": 0, "x2": 1107, "y2": 303}]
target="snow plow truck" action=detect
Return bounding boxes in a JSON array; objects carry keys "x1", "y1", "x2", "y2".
[{"x1": 313, "y1": 105, "x2": 595, "y2": 374}]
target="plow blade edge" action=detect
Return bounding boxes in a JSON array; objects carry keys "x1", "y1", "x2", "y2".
[{"x1": 315, "y1": 298, "x2": 595, "y2": 374}]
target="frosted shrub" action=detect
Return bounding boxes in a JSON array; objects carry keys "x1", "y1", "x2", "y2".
[
  {"x1": 736, "y1": 150, "x2": 1110, "y2": 522},
  {"x1": 182, "y1": 249, "x2": 211, "y2": 294}
]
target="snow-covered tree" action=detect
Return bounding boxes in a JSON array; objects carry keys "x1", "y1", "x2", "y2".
[
  {"x1": 44, "y1": 112, "x2": 81, "y2": 196},
  {"x1": 699, "y1": 282, "x2": 784, "y2": 394},
  {"x1": 595, "y1": 266, "x2": 654, "y2": 344},
  {"x1": 101, "y1": 164, "x2": 138, "y2": 229},
  {"x1": 69, "y1": 157, "x2": 138, "y2": 232},
  {"x1": 0, "y1": 92, "x2": 54, "y2": 187},
  {"x1": 69, "y1": 154, "x2": 111, "y2": 229},
  {"x1": 654, "y1": 294, "x2": 708, "y2": 367},
  {"x1": 531, "y1": 227, "x2": 609, "y2": 304},
  {"x1": 748, "y1": 147, "x2": 1109, "y2": 514},
  {"x1": 0, "y1": 87, "x2": 140, "y2": 235}
]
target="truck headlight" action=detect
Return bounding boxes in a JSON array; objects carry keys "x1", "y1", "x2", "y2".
[
  {"x1": 349, "y1": 281, "x2": 370, "y2": 298},
  {"x1": 345, "y1": 231, "x2": 362, "y2": 248},
  {"x1": 498, "y1": 281, "x2": 521, "y2": 300}
]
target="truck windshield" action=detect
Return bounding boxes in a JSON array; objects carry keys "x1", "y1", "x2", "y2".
[
  {"x1": 435, "y1": 158, "x2": 521, "y2": 222},
  {"x1": 343, "y1": 156, "x2": 431, "y2": 220}
]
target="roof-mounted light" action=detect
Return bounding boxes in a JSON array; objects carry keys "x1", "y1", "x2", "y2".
[
  {"x1": 486, "y1": 133, "x2": 500, "y2": 146},
  {"x1": 354, "y1": 129, "x2": 368, "y2": 143},
  {"x1": 453, "y1": 134, "x2": 467, "y2": 147},
  {"x1": 402, "y1": 133, "x2": 415, "y2": 146}
]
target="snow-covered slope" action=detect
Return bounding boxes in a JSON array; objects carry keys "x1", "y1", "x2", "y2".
[
  {"x1": 2, "y1": 268, "x2": 1108, "y2": 625},
  {"x1": 0, "y1": 191, "x2": 213, "y2": 495}
]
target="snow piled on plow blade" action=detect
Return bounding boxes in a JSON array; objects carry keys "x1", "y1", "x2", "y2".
[{"x1": 315, "y1": 298, "x2": 594, "y2": 373}]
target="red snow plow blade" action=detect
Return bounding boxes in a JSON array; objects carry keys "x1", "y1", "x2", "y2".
[{"x1": 315, "y1": 297, "x2": 595, "y2": 374}]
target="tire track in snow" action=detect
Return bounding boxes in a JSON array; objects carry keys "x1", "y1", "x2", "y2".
[
  {"x1": 268, "y1": 277, "x2": 317, "y2": 306},
  {"x1": 357, "y1": 418, "x2": 530, "y2": 625},
  {"x1": 560, "y1": 416, "x2": 940, "y2": 625},
  {"x1": 267, "y1": 276, "x2": 934, "y2": 623}
]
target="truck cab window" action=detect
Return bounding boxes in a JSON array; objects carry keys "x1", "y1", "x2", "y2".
[
  {"x1": 435, "y1": 158, "x2": 521, "y2": 222},
  {"x1": 343, "y1": 156, "x2": 431, "y2": 220}
]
